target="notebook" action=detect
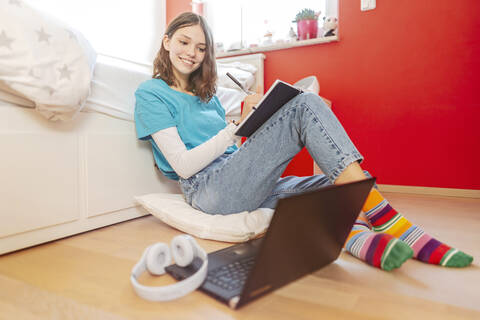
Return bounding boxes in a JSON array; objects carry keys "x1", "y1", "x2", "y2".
[
  {"x1": 235, "y1": 79, "x2": 303, "y2": 137},
  {"x1": 165, "y1": 178, "x2": 376, "y2": 309}
]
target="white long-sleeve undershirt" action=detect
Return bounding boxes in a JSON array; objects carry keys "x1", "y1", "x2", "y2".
[{"x1": 152, "y1": 123, "x2": 239, "y2": 179}]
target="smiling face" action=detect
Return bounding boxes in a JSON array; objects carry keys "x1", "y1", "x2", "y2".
[
  {"x1": 163, "y1": 24, "x2": 206, "y2": 88},
  {"x1": 153, "y1": 12, "x2": 217, "y2": 101}
]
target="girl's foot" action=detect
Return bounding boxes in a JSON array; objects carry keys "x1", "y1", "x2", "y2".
[
  {"x1": 363, "y1": 189, "x2": 473, "y2": 267},
  {"x1": 344, "y1": 220, "x2": 413, "y2": 271}
]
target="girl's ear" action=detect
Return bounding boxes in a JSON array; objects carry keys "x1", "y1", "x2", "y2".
[{"x1": 163, "y1": 35, "x2": 170, "y2": 51}]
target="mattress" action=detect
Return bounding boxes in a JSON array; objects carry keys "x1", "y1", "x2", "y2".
[{"x1": 82, "y1": 55, "x2": 152, "y2": 121}]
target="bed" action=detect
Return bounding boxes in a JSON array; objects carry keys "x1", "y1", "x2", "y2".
[
  {"x1": 0, "y1": 50, "x2": 265, "y2": 254},
  {"x1": 0, "y1": 0, "x2": 267, "y2": 254}
]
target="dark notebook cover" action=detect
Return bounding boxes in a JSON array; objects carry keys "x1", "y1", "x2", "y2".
[{"x1": 235, "y1": 80, "x2": 302, "y2": 137}]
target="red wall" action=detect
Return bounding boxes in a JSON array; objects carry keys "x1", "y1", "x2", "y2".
[
  {"x1": 166, "y1": 1, "x2": 191, "y2": 25},
  {"x1": 167, "y1": 0, "x2": 480, "y2": 190}
]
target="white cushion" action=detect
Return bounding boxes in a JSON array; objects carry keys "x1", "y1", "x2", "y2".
[
  {"x1": 0, "y1": 0, "x2": 96, "y2": 121},
  {"x1": 135, "y1": 193, "x2": 273, "y2": 243}
]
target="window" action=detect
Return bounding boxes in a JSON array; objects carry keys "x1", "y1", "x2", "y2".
[
  {"x1": 25, "y1": 0, "x2": 166, "y2": 63},
  {"x1": 203, "y1": 0, "x2": 338, "y2": 53}
]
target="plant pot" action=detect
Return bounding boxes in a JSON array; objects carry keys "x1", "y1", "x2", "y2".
[{"x1": 297, "y1": 19, "x2": 318, "y2": 40}]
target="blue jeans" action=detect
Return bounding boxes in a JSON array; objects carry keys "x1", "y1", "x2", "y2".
[{"x1": 179, "y1": 92, "x2": 364, "y2": 214}]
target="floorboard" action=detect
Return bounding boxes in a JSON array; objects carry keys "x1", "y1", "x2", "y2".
[{"x1": 0, "y1": 192, "x2": 479, "y2": 319}]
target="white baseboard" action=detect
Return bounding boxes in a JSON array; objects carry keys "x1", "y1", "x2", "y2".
[{"x1": 378, "y1": 184, "x2": 480, "y2": 199}]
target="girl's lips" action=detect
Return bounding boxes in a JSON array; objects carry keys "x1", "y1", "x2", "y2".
[{"x1": 180, "y1": 57, "x2": 195, "y2": 66}]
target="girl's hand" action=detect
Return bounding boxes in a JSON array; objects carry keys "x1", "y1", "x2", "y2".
[{"x1": 240, "y1": 86, "x2": 263, "y2": 123}]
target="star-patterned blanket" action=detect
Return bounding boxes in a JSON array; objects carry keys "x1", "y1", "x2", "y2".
[{"x1": 0, "y1": 0, "x2": 96, "y2": 121}]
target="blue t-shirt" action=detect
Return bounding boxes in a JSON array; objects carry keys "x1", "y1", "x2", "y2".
[{"x1": 134, "y1": 78, "x2": 237, "y2": 180}]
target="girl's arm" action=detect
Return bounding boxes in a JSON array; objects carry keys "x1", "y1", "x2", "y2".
[{"x1": 152, "y1": 124, "x2": 239, "y2": 179}]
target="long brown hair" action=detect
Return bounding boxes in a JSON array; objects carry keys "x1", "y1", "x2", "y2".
[{"x1": 153, "y1": 12, "x2": 217, "y2": 102}]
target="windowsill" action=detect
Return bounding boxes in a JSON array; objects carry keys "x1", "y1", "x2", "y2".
[{"x1": 215, "y1": 35, "x2": 338, "y2": 58}]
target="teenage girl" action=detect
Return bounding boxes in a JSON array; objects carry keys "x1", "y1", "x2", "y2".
[{"x1": 135, "y1": 12, "x2": 472, "y2": 270}]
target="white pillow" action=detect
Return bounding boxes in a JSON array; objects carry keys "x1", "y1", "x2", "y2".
[
  {"x1": 135, "y1": 193, "x2": 273, "y2": 243},
  {"x1": 217, "y1": 62, "x2": 256, "y2": 91},
  {"x1": 0, "y1": 0, "x2": 96, "y2": 121},
  {"x1": 216, "y1": 86, "x2": 246, "y2": 116}
]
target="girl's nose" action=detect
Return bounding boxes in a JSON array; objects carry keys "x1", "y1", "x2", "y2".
[{"x1": 186, "y1": 45, "x2": 196, "y2": 57}]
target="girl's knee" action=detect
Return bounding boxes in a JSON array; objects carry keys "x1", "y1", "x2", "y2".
[{"x1": 301, "y1": 92, "x2": 331, "y2": 114}]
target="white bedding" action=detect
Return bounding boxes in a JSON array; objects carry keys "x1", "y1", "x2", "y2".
[
  {"x1": 0, "y1": 0, "x2": 96, "y2": 121},
  {"x1": 81, "y1": 55, "x2": 253, "y2": 121}
]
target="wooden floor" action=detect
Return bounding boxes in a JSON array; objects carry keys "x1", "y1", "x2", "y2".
[{"x1": 0, "y1": 192, "x2": 479, "y2": 320}]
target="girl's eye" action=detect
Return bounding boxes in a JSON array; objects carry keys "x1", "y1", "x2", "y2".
[
  {"x1": 179, "y1": 40, "x2": 188, "y2": 45},
  {"x1": 198, "y1": 47, "x2": 206, "y2": 53}
]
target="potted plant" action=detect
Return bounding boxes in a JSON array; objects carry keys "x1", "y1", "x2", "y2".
[{"x1": 293, "y1": 8, "x2": 320, "y2": 40}]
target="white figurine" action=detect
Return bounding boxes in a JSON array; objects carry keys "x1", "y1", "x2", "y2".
[{"x1": 323, "y1": 16, "x2": 338, "y2": 37}]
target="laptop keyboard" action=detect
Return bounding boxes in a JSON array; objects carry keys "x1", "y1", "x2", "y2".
[{"x1": 206, "y1": 256, "x2": 255, "y2": 291}]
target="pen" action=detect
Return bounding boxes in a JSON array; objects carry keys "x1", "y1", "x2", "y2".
[{"x1": 226, "y1": 72, "x2": 255, "y2": 95}]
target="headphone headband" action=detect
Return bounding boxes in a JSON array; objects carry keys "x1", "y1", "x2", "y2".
[{"x1": 130, "y1": 235, "x2": 208, "y2": 301}]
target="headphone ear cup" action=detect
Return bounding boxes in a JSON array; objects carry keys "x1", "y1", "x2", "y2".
[
  {"x1": 146, "y1": 243, "x2": 171, "y2": 275},
  {"x1": 171, "y1": 235, "x2": 195, "y2": 267}
]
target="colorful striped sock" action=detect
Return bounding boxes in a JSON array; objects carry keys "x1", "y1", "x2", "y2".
[
  {"x1": 344, "y1": 220, "x2": 413, "y2": 271},
  {"x1": 363, "y1": 189, "x2": 473, "y2": 267}
]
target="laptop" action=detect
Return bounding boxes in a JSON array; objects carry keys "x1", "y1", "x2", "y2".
[{"x1": 166, "y1": 178, "x2": 376, "y2": 309}]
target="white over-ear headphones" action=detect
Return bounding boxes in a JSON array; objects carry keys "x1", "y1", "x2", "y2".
[{"x1": 130, "y1": 234, "x2": 208, "y2": 301}]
